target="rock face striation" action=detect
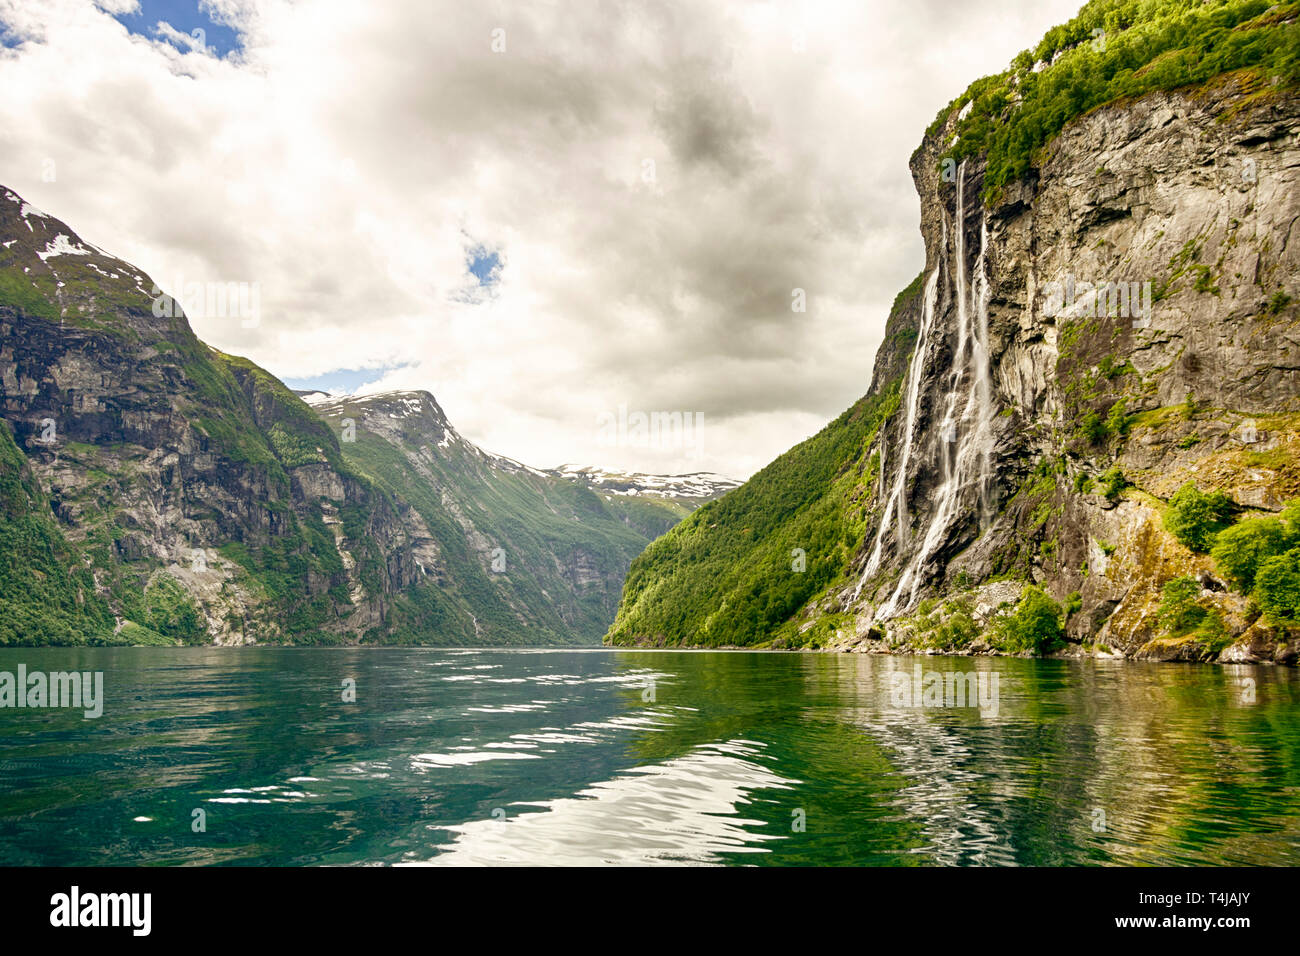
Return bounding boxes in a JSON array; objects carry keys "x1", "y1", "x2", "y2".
[
  {"x1": 836, "y1": 72, "x2": 1299, "y2": 662},
  {"x1": 0, "y1": 191, "x2": 726, "y2": 646}
]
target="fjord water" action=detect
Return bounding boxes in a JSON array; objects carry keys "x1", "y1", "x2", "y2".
[{"x1": 0, "y1": 648, "x2": 1297, "y2": 866}]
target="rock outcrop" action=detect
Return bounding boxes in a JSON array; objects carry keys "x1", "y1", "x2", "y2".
[{"x1": 835, "y1": 72, "x2": 1300, "y2": 663}]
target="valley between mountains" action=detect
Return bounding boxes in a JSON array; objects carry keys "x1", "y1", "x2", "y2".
[{"x1": 0, "y1": 198, "x2": 735, "y2": 646}]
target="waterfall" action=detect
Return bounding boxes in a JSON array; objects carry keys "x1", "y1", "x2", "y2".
[
  {"x1": 854, "y1": 161, "x2": 997, "y2": 617},
  {"x1": 852, "y1": 260, "x2": 942, "y2": 596}
]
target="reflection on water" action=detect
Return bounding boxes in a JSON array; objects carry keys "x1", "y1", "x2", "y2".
[
  {"x1": 0, "y1": 647, "x2": 1296, "y2": 866},
  {"x1": 408, "y1": 740, "x2": 794, "y2": 866}
]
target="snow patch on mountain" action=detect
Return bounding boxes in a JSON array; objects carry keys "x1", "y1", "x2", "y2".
[
  {"x1": 552, "y1": 465, "x2": 740, "y2": 500},
  {"x1": 36, "y1": 233, "x2": 93, "y2": 261},
  {"x1": 299, "y1": 392, "x2": 336, "y2": 405}
]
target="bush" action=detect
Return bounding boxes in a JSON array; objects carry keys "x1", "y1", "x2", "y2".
[
  {"x1": 1105, "y1": 399, "x2": 1130, "y2": 438},
  {"x1": 916, "y1": 604, "x2": 980, "y2": 651},
  {"x1": 1080, "y1": 411, "x2": 1107, "y2": 444},
  {"x1": 1100, "y1": 466, "x2": 1127, "y2": 504},
  {"x1": 1193, "y1": 608, "x2": 1233, "y2": 653},
  {"x1": 1157, "y1": 576, "x2": 1205, "y2": 635},
  {"x1": 1063, "y1": 590, "x2": 1082, "y2": 618},
  {"x1": 1255, "y1": 548, "x2": 1300, "y2": 628},
  {"x1": 143, "y1": 576, "x2": 206, "y2": 643},
  {"x1": 991, "y1": 586, "x2": 1065, "y2": 654},
  {"x1": 1164, "y1": 483, "x2": 1234, "y2": 552},
  {"x1": 1210, "y1": 516, "x2": 1295, "y2": 591}
]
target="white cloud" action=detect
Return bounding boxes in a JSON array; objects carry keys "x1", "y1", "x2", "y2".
[{"x1": 0, "y1": 0, "x2": 1082, "y2": 478}]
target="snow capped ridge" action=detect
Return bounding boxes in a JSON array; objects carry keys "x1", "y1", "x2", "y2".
[
  {"x1": 551, "y1": 464, "x2": 740, "y2": 500},
  {"x1": 298, "y1": 391, "x2": 338, "y2": 406},
  {"x1": 3, "y1": 189, "x2": 50, "y2": 221},
  {"x1": 303, "y1": 388, "x2": 473, "y2": 453},
  {"x1": 304, "y1": 388, "x2": 449, "y2": 422}
]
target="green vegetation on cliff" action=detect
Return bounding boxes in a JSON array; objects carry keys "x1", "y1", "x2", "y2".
[
  {"x1": 1205, "y1": 502, "x2": 1300, "y2": 626},
  {"x1": 140, "y1": 575, "x2": 206, "y2": 643},
  {"x1": 930, "y1": 0, "x2": 1300, "y2": 201},
  {"x1": 0, "y1": 421, "x2": 113, "y2": 644},
  {"x1": 988, "y1": 587, "x2": 1068, "y2": 654},
  {"x1": 1164, "y1": 482, "x2": 1236, "y2": 551},
  {"x1": 605, "y1": 380, "x2": 901, "y2": 647}
]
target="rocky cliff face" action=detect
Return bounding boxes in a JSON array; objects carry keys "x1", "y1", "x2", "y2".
[
  {"x1": 606, "y1": 36, "x2": 1299, "y2": 663},
  {"x1": 308, "y1": 390, "x2": 715, "y2": 644},
  {"x1": 831, "y1": 72, "x2": 1300, "y2": 662},
  {"x1": 0, "y1": 187, "x2": 427, "y2": 644}
]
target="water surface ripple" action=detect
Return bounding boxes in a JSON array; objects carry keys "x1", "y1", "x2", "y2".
[{"x1": 0, "y1": 648, "x2": 1296, "y2": 866}]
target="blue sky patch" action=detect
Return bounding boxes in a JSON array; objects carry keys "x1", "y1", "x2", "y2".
[
  {"x1": 450, "y1": 240, "x2": 503, "y2": 304},
  {"x1": 113, "y1": 0, "x2": 243, "y2": 58},
  {"x1": 467, "y1": 245, "x2": 502, "y2": 287},
  {"x1": 282, "y1": 366, "x2": 409, "y2": 397},
  {"x1": 0, "y1": 17, "x2": 24, "y2": 48}
]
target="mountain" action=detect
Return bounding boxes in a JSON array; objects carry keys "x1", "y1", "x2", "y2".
[
  {"x1": 547, "y1": 465, "x2": 740, "y2": 504},
  {"x1": 306, "y1": 390, "x2": 714, "y2": 644},
  {"x1": 0, "y1": 192, "x2": 729, "y2": 645},
  {"x1": 606, "y1": 0, "x2": 1300, "y2": 664},
  {"x1": 0, "y1": 187, "x2": 438, "y2": 645}
]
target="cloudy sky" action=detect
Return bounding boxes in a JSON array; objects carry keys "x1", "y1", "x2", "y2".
[{"x1": 0, "y1": 0, "x2": 1081, "y2": 478}]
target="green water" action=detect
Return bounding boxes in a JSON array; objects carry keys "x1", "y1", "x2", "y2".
[{"x1": 0, "y1": 647, "x2": 1296, "y2": 865}]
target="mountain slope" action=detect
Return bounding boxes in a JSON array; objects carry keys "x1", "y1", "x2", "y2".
[
  {"x1": 308, "y1": 390, "x2": 716, "y2": 644},
  {"x1": 0, "y1": 187, "x2": 429, "y2": 644},
  {"x1": 0, "y1": 190, "x2": 729, "y2": 645},
  {"x1": 604, "y1": 282, "x2": 916, "y2": 647},
  {"x1": 606, "y1": 0, "x2": 1300, "y2": 663}
]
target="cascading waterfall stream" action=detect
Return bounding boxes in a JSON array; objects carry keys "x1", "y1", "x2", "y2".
[
  {"x1": 852, "y1": 260, "x2": 942, "y2": 598},
  {"x1": 854, "y1": 161, "x2": 997, "y2": 618}
]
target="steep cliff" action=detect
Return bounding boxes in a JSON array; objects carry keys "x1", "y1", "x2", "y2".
[
  {"x1": 0, "y1": 187, "x2": 427, "y2": 644},
  {"x1": 607, "y1": 0, "x2": 1300, "y2": 663}
]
